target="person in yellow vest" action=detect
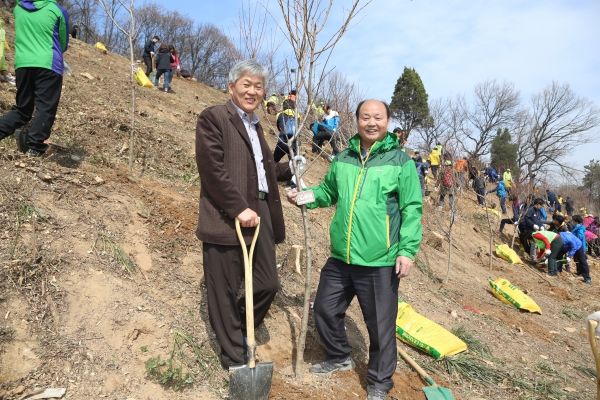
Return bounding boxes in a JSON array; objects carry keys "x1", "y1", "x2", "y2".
[
  {"x1": 428, "y1": 143, "x2": 442, "y2": 177},
  {"x1": 556, "y1": 195, "x2": 563, "y2": 212},
  {"x1": 503, "y1": 168, "x2": 513, "y2": 196}
]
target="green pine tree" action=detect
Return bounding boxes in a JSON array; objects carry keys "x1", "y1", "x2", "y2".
[
  {"x1": 581, "y1": 159, "x2": 600, "y2": 210},
  {"x1": 389, "y1": 67, "x2": 430, "y2": 137},
  {"x1": 490, "y1": 128, "x2": 518, "y2": 175}
]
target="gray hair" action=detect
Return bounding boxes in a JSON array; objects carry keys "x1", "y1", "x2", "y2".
[{"x1": 228, "y1": 59, "x2": 269, "y2": 85}]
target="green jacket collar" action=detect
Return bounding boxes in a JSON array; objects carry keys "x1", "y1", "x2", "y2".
[{"x1": 348, "y1": 132, "x2": 398, "y2": 156}]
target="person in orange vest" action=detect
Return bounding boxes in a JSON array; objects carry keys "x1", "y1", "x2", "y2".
[{"x1": 455, "y1": 157, "x2": 468, "y2": 189}]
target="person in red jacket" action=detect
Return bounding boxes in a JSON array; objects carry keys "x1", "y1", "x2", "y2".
[
  {"x1": 529, "y1": 230, "x2": 564, "y2": 277},
  {"x1": 168, "y1": 45, "x2": 181, "y2": 84}
]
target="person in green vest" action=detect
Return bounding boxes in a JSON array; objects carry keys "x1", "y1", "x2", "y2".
[
  {"x1": 0, "y1": 0, "x2": 69, "y2": 157},
  {"x1": 286, "y1": 99, "x2": 423, "y2": 400},
  {"x1": 529, "y1": 230, "x2": 564, "y2": 277}
]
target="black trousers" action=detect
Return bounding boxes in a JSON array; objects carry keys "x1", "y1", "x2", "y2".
[
  {"x1": 143, "y1": 56, "x2": 152, "y2": 76},
  {"x1": 0, "y1": 68, "x2": 63, "y2": 153},
  {"x1": 559, "y1": 247, "x2": 590, "y2": 279},
  {"x1": 499, "y1": 218, "x2": 516, "y2": 233},
  {"x1": 314, "y1": 257, "x2": 399, "y2": 391},
  {"x1": 273, "y1": 137, "x2": 297, "y2": 162},
  {"x1": 202, "y1": 199, "x2": 278, "y2": 368}
]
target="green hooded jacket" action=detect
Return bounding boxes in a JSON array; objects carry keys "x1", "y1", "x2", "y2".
[
  {"x1": 306, "y1": 132, "x2": 423, "y2": 266},
  {"x1": 14, "y1": 0, "x2": 69, "y2": 75}
]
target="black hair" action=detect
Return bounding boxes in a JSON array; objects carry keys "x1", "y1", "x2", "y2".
[
  {"x1": 572, "y1": 215, "x2": 583, "y2": 224},
  {"x1": 168, "y1": 45, "x2": 177, "y2": 55},
  {"x1": 309, "y1": 123, "x2": 315, "y2": 129},
  {"x1": 393, "y1": 127, "x2": 402, "y2": 133},
  {"x1": 533, "y1": 198, "x2": 545, "y2": 205},
  {"x1": 282, "y1": 99, "x2": 295, "y2": 111},
  {"x1": 290, "y1": 89, "x2": 296, "y2": 95},
  {"x1": 153, "y1": 35, "x2": 160, "y2": 40},
  {"x1": 552, "y1": 214, "x2": 565, "y2": 224},
  {"x1": 355, "y1": 100, "x2": 391, "y2": 119}
]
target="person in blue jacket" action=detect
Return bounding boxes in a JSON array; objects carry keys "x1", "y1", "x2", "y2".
[
  {"x1": 558, "y1": 231, "x2": 591, "y2": 283},
  {"x1": 571, "y1": 215, "x2": 587, "y2": 253},
  {"x1": 485, "y1": 165, "x2": 498, "y2": 183},
  {"x1": 486, "y1": 177, "x2": 507, "y2": 214}
]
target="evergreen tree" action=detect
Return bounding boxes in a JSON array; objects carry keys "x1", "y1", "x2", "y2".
[
  {"x1": 490, "y1": 128, "x2": 518, "y2": 174},
  {"x1": 389, "y1": 67, "x2": 430, "y2": 137},
  {"x1": 581, "y1": 160, "x2": 600, "y2": 210}
]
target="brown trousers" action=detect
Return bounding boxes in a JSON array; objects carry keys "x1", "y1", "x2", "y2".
[{"x1": 202, "y1": 199, "x2": 278, "y2": 367}]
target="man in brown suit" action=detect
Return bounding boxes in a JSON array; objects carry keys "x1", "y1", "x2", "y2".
[{"x1": 195, "y1": 60, "x2": 293, "y2": 369}]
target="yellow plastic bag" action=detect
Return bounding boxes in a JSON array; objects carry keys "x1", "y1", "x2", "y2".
[
  {"x1": 95, "y1": 42, "x2": 108, "y2": 52},
  {"x1": 489, "y1": 278, "x2": 541, "y2": 314},
  {"x1": 482, "y1": 207, "x2": 501, "y2": 217},
  {"x1": 134, "y1": 67, "x2": 154, "y2": 88},
  {"x1": 4, "y1": 42, "x2": 9, "y2": 51},
  {"x1": 396, "y1": 300, "x2": 467, "y2": 359},
  {"x1": 495, "y1": 244, "x2": 523, "y2": 265}
]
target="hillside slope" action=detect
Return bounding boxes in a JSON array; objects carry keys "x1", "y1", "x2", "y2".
[{"x1": 1, "y1": 13, "x2": 599, "y2": 400}]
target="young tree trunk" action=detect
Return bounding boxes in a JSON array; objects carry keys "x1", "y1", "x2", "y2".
[
  {"x1": 127, "y1": 34, "x2": 135, "y2": 177},
  {"x1": 445, "y1": 227, "x2": 453, "y2": 283},
  {"x1": 295, "y1": 203, "x2": 312, "y2": 377}
]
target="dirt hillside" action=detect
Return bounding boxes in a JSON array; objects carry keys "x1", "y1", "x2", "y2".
[{"x1": 1, "y1": 11, "x2": 599, "y2": 400}]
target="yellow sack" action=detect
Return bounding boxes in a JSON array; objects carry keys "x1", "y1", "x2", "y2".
[
  {"x1": 134, "y1": 67, "x2": 154, "y2": 88},
  {"x1": 4, "y1": 42, "x2": 9, "y2": 51},
  {"x1": 482, "y1": 207, "x2": 501, "y2": 217},
  {"x1": 396, "y1": 300, "x2": 467, "y2": 359},
  {"x1": 495, "y1": 244, "x2": 523, "y2": 265},
  {"x1": 95, "y1": 42, "x2": 108, "y2": 52},
  {"x1": 489, "y1": 278, "x2": 541, "y2": 314}
]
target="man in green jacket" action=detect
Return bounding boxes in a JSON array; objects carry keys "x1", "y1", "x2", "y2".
[
  {"x1": 287, "y1": 100, "x2": 423, "y2": 400},
  {"x1": 0, "y1": 0, "x2": 68, "y2": 157}
]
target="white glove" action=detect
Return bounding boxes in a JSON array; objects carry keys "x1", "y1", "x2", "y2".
[
  {"x1": 150, "y1": 51, "x2": 154, "y2": 56},
  {"x1": 543, "y1": 224, "x2": 550, "y2": 230},
  {"x1": 533, "y1": 224, "x2": 540, "y2": 230},
  {"x1": 289, "y1": 155, "x2": 307, "y2": 175},
  {"x1": 545, "y1": 249, "x2": 551, "y2": 255},
  {"x1": 566, "y1": 257, "x2": 572, "y2": 264},
  {"x1": 291, "y1": 175, "x2": 307, "y2": 189}
]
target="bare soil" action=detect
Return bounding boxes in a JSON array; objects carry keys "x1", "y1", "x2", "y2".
[{"x1": 1, "y1": 12, "x2": 598, "y2": 400}]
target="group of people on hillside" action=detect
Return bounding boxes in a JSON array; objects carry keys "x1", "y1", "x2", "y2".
[
  {"x1": 196, "y1": 59, "x2": 422, "y2": 400},
  {"x1": 271, "y1": 90, "x2": 341, "y2": 165},
  {"x1": 142, "y1": 36, "x2": 191, "y2": 92}
]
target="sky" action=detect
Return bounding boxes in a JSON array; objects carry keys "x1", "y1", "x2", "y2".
[{"x1": 164, "y1": 0, "x2": 600, "y2": 172}]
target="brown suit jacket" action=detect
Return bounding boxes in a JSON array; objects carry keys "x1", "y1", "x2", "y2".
[{"x1": 195, "y1": 100, "x2": 293, "y2": 246}]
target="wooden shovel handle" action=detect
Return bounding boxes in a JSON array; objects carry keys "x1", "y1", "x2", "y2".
[
  {"x1": 396, "y1": 340, "x2": 437, "y2": 388},
  {"x1": 587, "y1": 320, "x2": 600, "y2": 400},
  {"x1": 235, "y1": 218, "x2": 260, "y2": 368}
]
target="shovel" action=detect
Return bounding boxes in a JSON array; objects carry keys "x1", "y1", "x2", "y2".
[
  {"x1": 229, "y1": 217, "x2": 274, "y2": 400},
  {"x1": 397, "y1": 341, "x2": 455, "y2": 400},
  {"x1": 586, "y1": 313, "x2": 600, "y2": 400}
]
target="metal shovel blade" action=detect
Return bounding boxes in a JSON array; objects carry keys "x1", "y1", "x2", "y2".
[
  {"x1": 228, "y1": 362, "x2": 274, "y2": 400},
  {"x1": 422, "y1": 385, "x2": 456, "y2": 400},
  {"x1": 16, "y1": 129, "x2": 29, "y2": 153}
]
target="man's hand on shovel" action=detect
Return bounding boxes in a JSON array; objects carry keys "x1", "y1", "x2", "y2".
[{"x1": 237, "y1": 208, "x2": 259, "y2": 228}]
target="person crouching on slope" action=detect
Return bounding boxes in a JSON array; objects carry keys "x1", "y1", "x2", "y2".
[
  {"x1": 557, "y1": 231, "x2": 591, "y2": 283},
  {"x1": 528, "y1": 229, "x2": 564, "y2": 277}
]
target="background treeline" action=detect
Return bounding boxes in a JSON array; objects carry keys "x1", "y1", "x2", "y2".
[{"x1": 64, "y1": 0, "x2": 237, "y2": 88}]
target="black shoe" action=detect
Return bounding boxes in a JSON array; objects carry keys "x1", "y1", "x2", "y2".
[
  {"x1": 26, "y1": 149, "x2": 45, "y2": 158},
  {"x1": 308, "y1": 356, "x2": 355, "y2": 376},
  {"x1": 366, "y1": 385, "x2": 387, "y2": 400}
]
